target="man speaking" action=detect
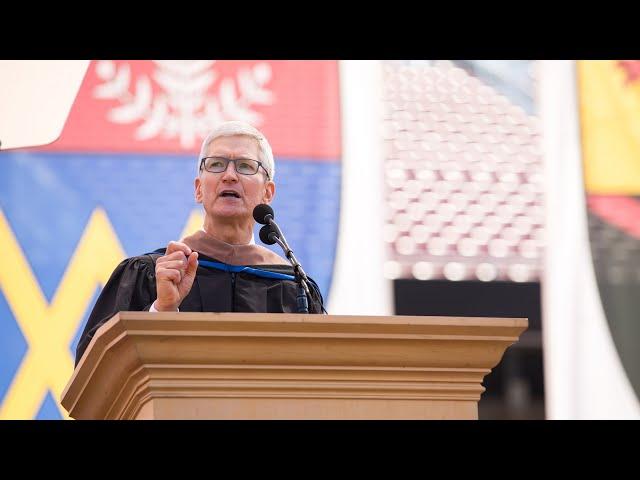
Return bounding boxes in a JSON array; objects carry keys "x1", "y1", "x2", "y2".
[{"x1": 75, "y1": 121, "x2": 324, "y2": 366}]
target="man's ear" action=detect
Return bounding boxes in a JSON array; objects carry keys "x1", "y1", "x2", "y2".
[
  {"x1": 263, "y1": 180, "x2": 275, "y2": 204},
  {"x1": 194, "y1": 177, "x2": 202, "y2": 203}
]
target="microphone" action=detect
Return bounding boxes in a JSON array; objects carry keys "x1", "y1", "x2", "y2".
[
  {"x1": 253, "y1": 204, "x2": 312, "y2": 313},
  {"x1": 253, "y1": 204, "x2": 274, "y2": 225},
  {"x1": 253, "y1": 203, "x2": 287, "y2": 254},
  {"x1": 259, "y1": 224, "x2": 277, "y2": 245}
]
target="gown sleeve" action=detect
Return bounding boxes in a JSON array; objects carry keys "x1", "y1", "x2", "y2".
[{"x1": 74, "y1": 255, "x2": 158, "y2": 366}]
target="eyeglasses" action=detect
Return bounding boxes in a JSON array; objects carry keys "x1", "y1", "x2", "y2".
[{"x1": 200, "y1": 156, "x2": 270, "y2": 180}]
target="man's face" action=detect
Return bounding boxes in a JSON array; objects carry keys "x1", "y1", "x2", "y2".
[{"x1": 195, "y1": 135, "x2": 275, "y2": 222}]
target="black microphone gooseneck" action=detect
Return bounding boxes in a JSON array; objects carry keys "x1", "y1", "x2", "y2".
[{"x1": 254, "y1": 204, "x2": 311, "y2": 313}]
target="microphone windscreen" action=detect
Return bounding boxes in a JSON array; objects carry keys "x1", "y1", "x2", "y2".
[
  {"x1": 259, "y1": 224, "x2": 277, "y2": 245},
  {"x1": 253, "y1": 204, "x2": 274, "y2": 224}
]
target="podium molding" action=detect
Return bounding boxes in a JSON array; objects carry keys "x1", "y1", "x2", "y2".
[{"x1": 61, "y1": 312, "x2": 527, "y2": 419}]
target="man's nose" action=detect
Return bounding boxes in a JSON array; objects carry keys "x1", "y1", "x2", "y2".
[{"x1": 221, "y1": 161, "x2": 239, "y2": 181}]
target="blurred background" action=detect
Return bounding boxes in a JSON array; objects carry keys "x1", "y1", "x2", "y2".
[
  {"x1": 1, "y1": 60, "x2": 638, "y2": 419},
  {"x1": 382, "y1": 60, "x2": 543, "y2": 419}
]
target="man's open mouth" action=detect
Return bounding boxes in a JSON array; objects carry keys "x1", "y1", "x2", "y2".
[{"x1": 220, "y1": 191, "x2": 241, "y2": 198}]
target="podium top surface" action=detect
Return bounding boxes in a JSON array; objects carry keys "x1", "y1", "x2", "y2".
[{"x1": 99, "y1": 311, "x2": 528, "y2": 327}]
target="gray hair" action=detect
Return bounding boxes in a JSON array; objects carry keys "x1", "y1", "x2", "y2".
[{"x1": 198, "y1": 121, "x2": 275, "y2": 180}]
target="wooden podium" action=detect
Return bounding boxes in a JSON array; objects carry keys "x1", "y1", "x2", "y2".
[{"x1": 61, "y1": 312, "x2": 527, "y2": 419}]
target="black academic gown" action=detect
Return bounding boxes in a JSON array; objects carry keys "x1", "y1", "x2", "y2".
[{"x1": 74, "y1": 251, "x2": 324, "y2": 366}]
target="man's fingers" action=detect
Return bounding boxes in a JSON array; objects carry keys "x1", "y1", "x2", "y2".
[
  {"x1": 185, "y1": 252, "x2": 199, "y2": 278},
  {"x1": 166, "y1": 241, "x2": 192, "y2": 256},
  {"x1": 157, "y1": 251, "x2": 188, "y2": 264},
  {"x1": 157, "y1": 268, "x2": 181, "y2": 284},
  {"x1": 157, "y1": 260, "x2": 188, "y2": 271}
]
